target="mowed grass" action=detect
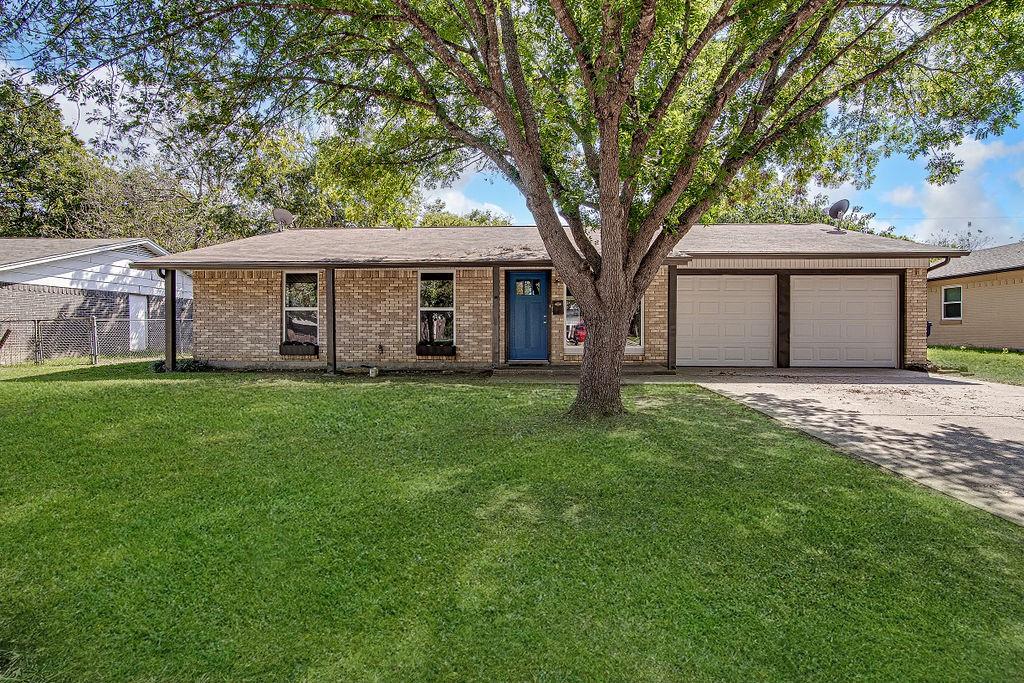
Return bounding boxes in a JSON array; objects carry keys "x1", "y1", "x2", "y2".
[
  {"x1": 929, "y1": 345, "x2": 1024, "y2": 386},
  {"x1": 2, "y1": 363, "x2": 1024, "y2": 681}
]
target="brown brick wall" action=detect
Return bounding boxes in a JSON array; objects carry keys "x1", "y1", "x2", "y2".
[
  {"x1": 191, "y1": 264, "x2": 923, "y2": 370},
  {"x1": 193, "y1": 269, "x2": 326, "y2": 366},
  {"x1": 904, "y1": 267, "x2": 928, "y2": 367},
  {"x1": 193, "y1": 268, "x2": 493, "y2": 368},
  {"x1": 333, "y1": 268, "x2": 492, "y2": 366}
]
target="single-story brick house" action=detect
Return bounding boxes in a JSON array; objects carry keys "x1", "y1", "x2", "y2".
[
  {"x1": 927, "y1": 241, "x2": 1024, "y2": 350},
  {"x1": 134, "y1": 224, "x2": 963, "y2": 371}
]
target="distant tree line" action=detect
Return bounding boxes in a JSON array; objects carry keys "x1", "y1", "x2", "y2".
[
  {"x1": 3, "y1": 76, "x2": 917, "y2": 252},
  {"x1": 0, "y1": 78, "x2": 512, "y2": 249}
]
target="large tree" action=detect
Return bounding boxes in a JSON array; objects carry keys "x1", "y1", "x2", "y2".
[
  {"x1": 5, "y1": 0, "x2": 1022, "y2": 414},
  {"x1": 0, "y1": 79, "x2": 96, "y2": 236}
]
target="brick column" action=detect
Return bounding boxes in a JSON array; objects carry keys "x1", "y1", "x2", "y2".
[{"x1": 904, "y1": 267, "x2": 928, "y2": 368}]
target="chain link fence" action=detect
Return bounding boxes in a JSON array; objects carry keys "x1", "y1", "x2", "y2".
[{"x1": 0, "y1": 318, "x2": 193, "y2": 366}]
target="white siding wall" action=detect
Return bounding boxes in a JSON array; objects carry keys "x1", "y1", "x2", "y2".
[{"x1": 0, "y1": 248, "x2": 193, "y2": 298}]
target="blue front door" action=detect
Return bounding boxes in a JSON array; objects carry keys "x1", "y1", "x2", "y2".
[{"x1": 508, "y1": 271, "x2": 550, "y2": 361}]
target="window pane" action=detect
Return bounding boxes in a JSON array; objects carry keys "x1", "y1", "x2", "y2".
[
  {"x1": 943, "y1": 287, "x2": 961, "y2": 303},
  {"x1": 626, "y1": 307, "x2": 642, "y2": 347},
  {"x1": 420, "y1": 273, "x2": 454, "y2": 308},
  {"x1": 516, "y1": 279, "x2": 542, "y2": 296},
  {"x1": 564, "y1": 290, "x2": 641, "y2": 347},
  {"x1": 944, "y1": 302, "x2": 962, "y2": 319},
  {"x1": 564, "y1": 292, "x2": 585, "y2": 346},
  {"x1": 285, "y1": 310, "x2": 318, "y2": 344},
  {"x1": 285, "y1": 273, "x2": 318, "y2": 308},
  {"x1": 419, "y1": 310, "x2": 454, "y2": 344}
]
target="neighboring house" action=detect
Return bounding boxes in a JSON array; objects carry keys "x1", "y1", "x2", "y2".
[
  {"x1": 133, "y1": 224, "x2": 963, "y2": 372},
  {"x1": 926, "y1": 241, "x2": 1024, "y2": 350},
  {"x1": 0, "y1": 238, "x2": 194, "y2": 363}
]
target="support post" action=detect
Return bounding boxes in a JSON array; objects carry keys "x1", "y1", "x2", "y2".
[
  {"x1": 667, "y1": 265, "x2": 677, "y2": 369},
  {"x1": 90, "y1": 316, "x2": 99, "y2": 365},
  {"x1": 491, "y1": 266, "x2": 501, "y2": 367},
  {"x1": 776, "y1": 274, "x2": 790, "y2": 368},
  {"x1": 325, "y1": 267, "x2": 337, "y2": 373},
  {"x1": 165, "y1": 269, "x2": 177, "y2": 371}
]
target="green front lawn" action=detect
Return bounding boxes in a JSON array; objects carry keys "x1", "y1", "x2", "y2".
[
  {"x1": 929, "y1": 345, "x2": 1024, "y2": 386},
  {"x1": 2, "y1": 363, "x2": 1023, "y2": 681}
]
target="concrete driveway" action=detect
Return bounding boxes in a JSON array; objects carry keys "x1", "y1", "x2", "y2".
[{"x1": 677, "y1": 368, "x2": 1024, "y2": 525}]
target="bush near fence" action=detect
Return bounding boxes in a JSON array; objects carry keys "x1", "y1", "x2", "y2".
[{"x1": 0, "y1": 318, "x2": 193, "y2": 366}]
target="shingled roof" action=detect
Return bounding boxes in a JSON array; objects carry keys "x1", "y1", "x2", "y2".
[
  {"x1": 927, "y1": 241, "x2": 1024, "y2": 280},
  {"x1": 131, "y1": 223, "x2": 963, "y2": 270},
  {"x1": 0, "y1": 238, "x2": 163, "y2": 270}
]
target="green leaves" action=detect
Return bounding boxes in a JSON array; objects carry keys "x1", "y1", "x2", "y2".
[
  {"x1": 0, "y1": 80, "x2": 95, "y2": 236},
  {"x1": 2, "y1": 0, "x2": 1021, "y2": 248}
]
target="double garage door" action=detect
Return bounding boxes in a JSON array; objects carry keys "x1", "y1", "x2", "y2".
[{"x1": 676, "y1": 274, "x2": 898, "y2": 368}]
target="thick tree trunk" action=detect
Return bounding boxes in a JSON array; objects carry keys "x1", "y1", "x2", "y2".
[{"x1": 569, "y1": 305, "x2": 631, "y2": 417}]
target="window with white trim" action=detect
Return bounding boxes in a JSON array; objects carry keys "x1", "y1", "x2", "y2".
[
  {"x1": 283, "y1": 272, "x2": 318, "y2": 344},
  {"x1": 564, "y1": 288, "x2": 643, "y2": 352},
  {"x1": 942, "y1": 285, "x2": 962, "y2": 320},
  {"x1": 419, "y1": 271, "x2": 455, "y2": 344}
]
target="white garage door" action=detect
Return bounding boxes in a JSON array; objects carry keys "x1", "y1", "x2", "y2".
[
  {"x1": 790, "y1": 275, "x2": 898, "y2": 367},
  {"x1": 676, "y1": 275, "x2": 775, "y2": 366}
]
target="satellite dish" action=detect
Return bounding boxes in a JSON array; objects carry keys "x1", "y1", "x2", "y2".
[
  {"x1": 272, "y1": 207, "x2": 297, "y2": 231},
  {"x1": 827, "y1": 198, "x2": 850, "y2": 220}
]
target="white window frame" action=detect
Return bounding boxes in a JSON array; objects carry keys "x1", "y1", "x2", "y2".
[
  {"x1": 418, "y1": 269, "x2": 457, "y2": 344},
  {"x1": 941, "y1": 284, "x2": 963, "y2": 321},
  {"x1": 282, "y1": 270, "x2": 320, "y2": 343},
  {"x1": 563, "y1": 285, "x2": 644, "y2": 355}
]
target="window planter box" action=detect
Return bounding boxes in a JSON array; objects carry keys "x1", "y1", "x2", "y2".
[
  {"x1": 279, "y1": 342, "x2": 319, "y2": 356},
  {"x1": 416, "y1": 342, "x2": 456, "y2": 357}
]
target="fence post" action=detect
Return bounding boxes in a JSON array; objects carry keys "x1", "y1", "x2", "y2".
[
  {"x1": 90, "y1": 316, "x2": 99, "y2": 365},
  {"x1": 34, "y1": 320, "x2": 42, "y2": 364}
]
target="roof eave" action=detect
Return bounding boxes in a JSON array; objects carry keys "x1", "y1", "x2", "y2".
[
  {"x1": 927, "y1": 264, "x2": 1024, "y2": 281},
  {"x1": 1, "y1": 238, "x2": 166, "y2": 273},
  {"x1": 135, "y1": 255, "x2": 697, "y2": 270},
  {"x1": 672, "y1": 250, "x2": 967, "y2": 259}
]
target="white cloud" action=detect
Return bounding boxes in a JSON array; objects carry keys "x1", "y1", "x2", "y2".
[
  {"x1": 422, "y1": 169, "x2": 515, "y2": 220},
  {"x1": 806, "y1": 178, "x2": 856, "y2": 203},
  {"x1": 1015, "y1": 167, "x2": 1024, "y2": 190},
  {"x1": 950, "y1": 138, "x2": 1024, "y2": 173},
  {"x1": 883, "y1": 139, "x2": 1024, "y2": 246},
  {"x1": 884, "y1": 185, "x2": 917, "y2": 207}
]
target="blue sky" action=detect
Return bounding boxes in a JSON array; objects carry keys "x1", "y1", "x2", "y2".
[{"x1": 437, "y1": 118, "x2": 1024, "y2": 247}]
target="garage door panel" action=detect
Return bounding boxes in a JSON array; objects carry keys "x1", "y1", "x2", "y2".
[
  {"x1": 817, "y1": 321, "x2": 842, "y2": 339},
  {"x1": 723, "y1": 301, "x2": 745, "y2": 315},
  {"x1": 845, "y1": 301, "x2": 868, "y2": 315},
  {"x1": 676, "y1": 275, "x2": 775, "y2": 367},
  {"x1": 791, "y1": 275, "x2": 898, "y2": 368},
  {"x1": 698, "y1": 301, "x2": 720, "y2": 315}
]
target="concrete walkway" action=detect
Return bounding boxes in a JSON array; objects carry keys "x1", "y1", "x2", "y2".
[{"x1": 678, "y1": 368, "x2": 1024, "y2": 525}]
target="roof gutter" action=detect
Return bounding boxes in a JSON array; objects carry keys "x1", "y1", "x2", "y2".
[
  {"x1": 928, "y1": 264, "x2": 1024, "y2": 282},
  {"x1": 133, "y1": 256, "x2": 696, "y2": 271},
  {"x1": 927, "y1": 257, "x2": 951, "y2": 272}
]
